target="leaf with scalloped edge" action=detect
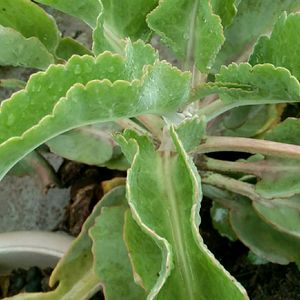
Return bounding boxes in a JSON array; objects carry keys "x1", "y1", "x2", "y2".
[
  {"x1": 250, "y1": 13, "x2": 300, "y2": 80},
  {"x1": 5, "y1": 186, "x2": 126, "y2": 300},
  {"x1": 0, "y1": 0, "x2": 59, "y2": 53},
  {"x1": 213, "y1": 0, "x2": 300, "y2": 71},
  {"x1": 117, "y1": 129, "x2": 248, "y2": 299},
  {"x1": 173, "y1": 116, "x2": 206, "y2": 152},
  {"x1": 90, "y1": 205, "x2": 146, "y2": 300},
  {"x1": 0, "y1": 25, "x2": 54, "y2": 69},
  {"x1": 147, "y1": 0, "x2": 224, "y2": 72},
  {"x1": 0, "y1": 40, "x2": 190, "y2": 180},
  {"x1": 92, "y1": 0, "x2": 158, "y2": 54},
  {"x1": 34, "y1": 0, "x2": 101, "y2": 29},
  {"x1": 192, "y1": 63, "x2": 300, "y2": 113}
]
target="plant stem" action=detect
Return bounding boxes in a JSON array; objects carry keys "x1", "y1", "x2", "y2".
[
  {"x1": 201, "y1": 171, "x2": 261, "y2": 202},
  {"x1": 196, "y1": 99, "x2": 235, "y2": 121},
  {"x1": 136, "y1": 114, "x2": 164, "y2": 140},
  {"x1": 200, "y1": 156, "x2": 264, "y2": 177},
  {"x1": 194, "y1": 136, "x2": 300, "y2": 160},
  {"x1": 115, "y1": 118, "x2": 150, "y2": 136}
]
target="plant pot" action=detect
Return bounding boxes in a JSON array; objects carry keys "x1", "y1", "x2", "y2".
[{"x1": 0, "y1": 231, "x2": 74, "y2": 275}]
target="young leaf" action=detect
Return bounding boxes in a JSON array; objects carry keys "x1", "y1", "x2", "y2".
[
  {"x1": 147, "y1": 0, "x2": 225, "y2": 72},
  {"x1": 34, "y1": 0, "x2": 101, "y2": 29},
  {"x1": 124, "y1": 210, "x2": 162, "y2": 293},
  {"x1": 0, "y1": 25, "x2": 54, "y2": 69},
  {"x1": 250, "y1": 13, "x2": 300, "y2": 80},
  {"x1": 120, "y1": 129, "x2": 247, "y2": 299},
  {"x1": 0, "y1": 41, "x2": 190, "y2": 180},
  {"x1": 173, "y1": 116, "x2": 206, "y2": 152},
  {"x1": 5, "y1": 186, "x2": 126, "y2": 300},
  {"x1": 213, "y1": 0, "x2": 300, "y2": 71},
  {"x1": 93, "y1": 0, "x2": 158, "y2": 54},
  {"x1": 90, "y1": 205, "x2": 146, "y2": 299},
  {"x1": 0, "y1": 0, "x2": 59, "y2": 53}
]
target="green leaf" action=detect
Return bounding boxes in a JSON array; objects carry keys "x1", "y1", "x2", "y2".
[
  {"x1": 5, "y1": 186, "x2": 126, "y2": 300},
  {"x1": 147, "y1": 0, "x2": 224, "y2": 72},
  {"x1": 230, "y1": 196, "x2": 300, "y2": 264},
  {"x1": 34, "y1": 0, "x2": 101, "y2": 29},
  {"x1": 213, "y1": 0, "x2": 300, "y2": 71},
  {"x1": 253, "y1": 118, "x2": 300, "y2": 198},
  {"x1": 210, "y1": 202, "x2": 237, "y2": 241},
  {"x1": 253, "y1": 196, "x2": 300, "y2": 239},
  {"x1": 56, "y1": 37, "x2": 92, "y2": 60},
  {"x1": 90, "y1": 205, "x2": 146, "y2": 300},
  {"x1": 124, "y1": 210, "x2": 162, "y2": 292},
  {"x1": 0, "y1": 25, "x2": 54, "y2": 69},
  {"x1": 265, "y1": 117, "x2": 300, "y2": 145},
  {"x1": 93, "y1": 0, "x2": 157, "y2": 54},
  {"x1": 173, "y1": 116, "x2": 206, "y2": 152},
  {"x1": 203, "y1": 185, "x2": 300, "y2": 264},
  {"x1": 250, "y1": 13, "x2": 300, "y2": 80},
  {"x1": 47, "y1": 123, "x2": 121, "y2": 166},
  {"x1": 216, "y1": 63, "x2": 300, "y2": 105},
  {"x1": 121, "y1": 129, "x2": 247, "y2": 299},
  {"x1": 211, "y1": 0, "x2": 237, "y2": 27},
  {"x1": 220, "y1": 105, "x2": 280, "y2": 137},
  {"x1": 0, "y1": 40, "x2": 190, "y2": 180},
  {"x1": 0, "y1": 0, "x2": 59, "y2": 53},
  {"x1": 0, "y1": 78, "x2": 26, "y2": 89}
]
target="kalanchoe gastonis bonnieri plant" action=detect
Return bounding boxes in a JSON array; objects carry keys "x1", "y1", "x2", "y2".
[{"x1": 1, "y1": 0, "x2": 300, "y2": 299}]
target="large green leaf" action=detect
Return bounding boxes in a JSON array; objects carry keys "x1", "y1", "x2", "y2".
[
  {"x1": 90, "y1": 205, "x2": 146, "y2": 299},
  {"x1": 93, "y1": 0, "x2": 158, "y2": 54},
  {"x1": 117, "y1": 129, "x2": 247, "y2": 299},
  {"x1": 6, "y1": 186, "x2": 126, "y2": 300},
  {"x1": 34, "y1": 0, "x2": 101, "y2": 29},
  {"x1": 0, "y1": 40, "x2": 190, "y2": 180},
  {"x1": 249, "y1": 13, "x2": 300, "y2": 80},
  {"x1": 213, "y1": 0, "x2": 300, "y2": 71},
  {"x1": 0, "y1": 25, "x2": 54, "y2": 69},
  {"x1": 0, "y1": 0, "x2": 59, "y2": 53},
  {"x1": 147, "y1": 0, "x2": 224, "y2": 72}
]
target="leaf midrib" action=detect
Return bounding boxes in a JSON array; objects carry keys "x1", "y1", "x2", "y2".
[{"x1": 160, "y1": 150, "x2": 195, "y2": 300}]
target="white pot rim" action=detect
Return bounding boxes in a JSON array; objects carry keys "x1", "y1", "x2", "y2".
[{"x1": 0, "y1": 231, "x2": 74, "y2": 274}]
